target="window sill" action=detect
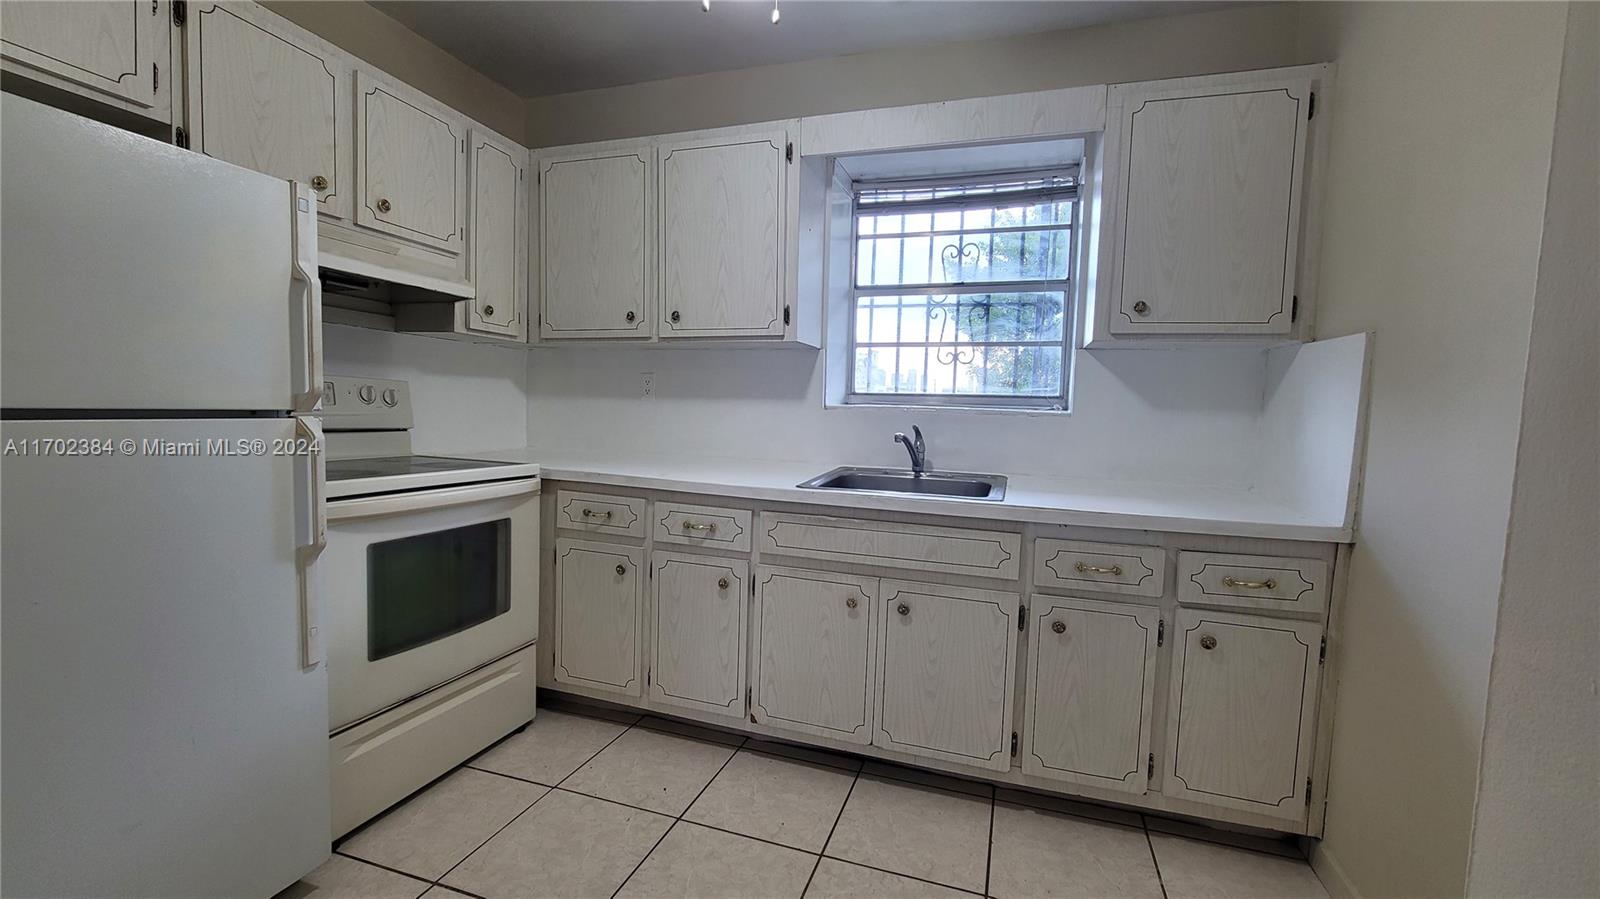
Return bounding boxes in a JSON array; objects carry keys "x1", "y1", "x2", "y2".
[{"x1": 824, "y1": 399, "x2": 1072, "y2": 417}]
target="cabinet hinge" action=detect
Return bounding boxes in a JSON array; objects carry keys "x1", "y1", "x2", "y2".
[
  {"x1": 1319, "y1": 635, "x2": 1327, "y2": 664},
  {"x1": 746, "y1": 686, "x2": 752, "y2": 709},
  {"x1": 1308, "y1": 92, "x2": 1316, "y2": 121},
  {"x1": 785, "y1": 141, "x2": 793, "y2": 163},
  {"x1": 151, "y1": 0, "x2": 157, "y2": 16},
  {"x1": 152, "y1": 62, "x2": 158, "y2": 92},
  {"x1": 646, "y1": 667, "x2": 651, "y2": 686},
  {"x1": 783, "y1": 305, "x2": 790, "y2": 326},
  {"x1": 171, "y1": 0, "x2": 186, "y2": 26},
  {"x1": 1010, "y1": 732, "x2": 1018, "y2": 756},
  {"x1": 1018, "y1": 605, "x2": 1027, "y2": 631},
  {"x1": 1291, "y1": 295, "x2": 1299, "y2": 323},
  {"x1": 1157, "y1": 619, "x2": 1165, "y2": 647},
  {"x1": 1148, "y1": 753, "x2": 1155, "y2": 779},
  {"x1": 1306, "y1": 777, "x2": 1314, "y2": 804},
  {"x1": 174, "y1": 126, "x2": 189, "y2": 150}
]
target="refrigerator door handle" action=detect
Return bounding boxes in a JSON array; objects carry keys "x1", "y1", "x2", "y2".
[
  {"x1": 289, "y1": 182, "x2": 323, "y2": 414},
  {"x1": 294, "y1": 415, "x2": 326, "y2": 668}
]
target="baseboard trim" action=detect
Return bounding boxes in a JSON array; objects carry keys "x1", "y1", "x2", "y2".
[{"x1": 1310, "y1": 841, "x2": 1362, "y2": 899}]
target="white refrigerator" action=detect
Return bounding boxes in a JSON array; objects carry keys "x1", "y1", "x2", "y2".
[{"x1": 0, "y1": 95, "x2": 330, "y2": 897}]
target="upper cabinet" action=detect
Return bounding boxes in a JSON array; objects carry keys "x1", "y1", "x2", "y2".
[
  {"x1": 1, "y1": 0, "x2": 172, "y2": 125},
  {"x1": 534, "y1": 121, "x2": 808, "y2": 345},
  {"x1": 535, "y1": 143, "x2": 655, "y2": 339},
  {"x1": 184, "y1": 2, "x2": 350, "y2": 219},
  {"x1": 1090, "y1": 65, "x2": 1331, "y2": 346},
  {"x1": 658, "y1": 126, "x2": 792, "y2": 338},
  {"x1": 354, "y1": 71, "x2": 467, "y2": 257}
]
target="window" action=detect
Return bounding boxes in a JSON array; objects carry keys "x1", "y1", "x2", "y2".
[{"x1": 849, "y1": 168, "x2": 1078, "y2": 409}]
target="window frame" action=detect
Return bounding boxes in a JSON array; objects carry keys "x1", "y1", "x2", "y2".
[{"x1": 844, "y1": 166, "x2": 1080, "y2": 411}]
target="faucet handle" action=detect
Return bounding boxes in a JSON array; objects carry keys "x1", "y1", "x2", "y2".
[{"x1": 911, "y1": 424, "x2": 924, "y2": 449}]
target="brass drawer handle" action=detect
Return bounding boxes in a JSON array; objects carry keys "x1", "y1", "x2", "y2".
[
  {"x1": 310, "y1": 175, "x2": 329, "y2": 191},
  {"x1": 845, "y1": 597, "x2": 858, "y2": 610},
  {"x1": 1199, "y1": 633, "x2": 1217, "y2": 650},
  {"x1": 581, "y1": 508, "x2": 613, "y2": 520},
  {"x1": 615, "y1": 563, "x2": 627, "y2": 577},
  {"x1": 717, "y1": 577, "x2": 730, "y2": 590},
  {"x1": 1222, "y1": 576, "x2": 1277, "y2": 590},
  {"x1": 1051, "y1": 620, "x2": 1066, "y2": 634},
  {"x1": 376, "y1": 198, "x2": 392, "y2": 213},
  {"x1": 682, "y1": 520, "x2": 717, "y2": 533},
  {"x1": 1075, "y1": 561, "x2": 1124, "y2": 576}
]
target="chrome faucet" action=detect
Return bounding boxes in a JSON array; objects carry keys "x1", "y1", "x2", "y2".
[{"x1": 893, "y1": 425, "x2": 928, "y2": 476}]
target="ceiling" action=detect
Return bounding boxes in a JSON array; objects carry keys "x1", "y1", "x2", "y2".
[{"x1": 373, "y1": 1, "x2": 1227, "y2": 98}]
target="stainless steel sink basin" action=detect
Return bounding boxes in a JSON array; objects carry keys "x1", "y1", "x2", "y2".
[{"x1": 797, "y1": 466, "x2": 1007, "y2": 502}]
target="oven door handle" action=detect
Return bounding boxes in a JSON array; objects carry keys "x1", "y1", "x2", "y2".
[{"x1": 328, "y1": 478, "x2": 541, "y2": 521}]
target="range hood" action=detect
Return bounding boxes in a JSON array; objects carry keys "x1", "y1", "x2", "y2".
[{"x1": 317, "y1": 217, "x2": 473, "y2": 303}]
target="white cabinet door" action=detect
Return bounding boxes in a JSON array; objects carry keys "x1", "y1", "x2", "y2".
[
  {"x1": 465, "y1": 127, "x2": 528, "y2": 340},
  {"x1": 1022, "y1": 597, "x2": 1159, "y2": 795},
  {"x1": 658, "y1": 125, "x2": 792, "y2": 338},
  {"x1": 1163, "y1": 608, "x2": 1322, "y2": 824},
  {"x1": 1106, "y1": 70, "x2": 1313, "y2": 336},
  {"x1": 355, "y1": 70, "x2": 466, "y2": 255},
  {"x1": 185, "y1": 2, "x2": 351, "y2": 220},
  {"x1": 650, "y1": 552, "x2": 747, "y2": 719},
  {"x1": 553, "y1": 538, "x2": 643, "y2": 697},
  {"x1": 751, "y1": 567, "x2": 878, "y2": 745},
  {"x1": 1, "y1": 0, "x2": 165, "y2": 116},
  {"x1": 536, "y1": 146, "x2": 654, "y2": 339},
  {"x1": 873, "y1": 580, "x2": 1018, "y2": 771}
]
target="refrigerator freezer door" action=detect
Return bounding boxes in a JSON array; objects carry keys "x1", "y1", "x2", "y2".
[
  {"x1": 0, "y1": 94, "x2": 316, "y2": 412},
  {"x1": 0, "y1": 419, "x2": 330, "y2": 898}
]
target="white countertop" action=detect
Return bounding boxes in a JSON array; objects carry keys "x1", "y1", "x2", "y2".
[{"x1": 459, "y1": 449, "x2": 1352, "y2": 543}]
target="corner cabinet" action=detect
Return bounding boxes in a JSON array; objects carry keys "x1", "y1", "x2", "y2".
[
  {"x1": 183, "y1": 1, "x2": 350, "y2": 219},
  {"x1": 354, "y1": 70, "x2": 467, "y2": 257},
  {"x1": 1089, "y1": 64, "x2": 1331, "y2": 346},
  {"x1": 0, "y1": 0, "x2": 173, "y2": 125}
]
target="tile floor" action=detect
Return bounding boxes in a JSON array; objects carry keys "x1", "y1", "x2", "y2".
[{"x1": 289, "y1": 705, "x2": 1330, "y2": 899}]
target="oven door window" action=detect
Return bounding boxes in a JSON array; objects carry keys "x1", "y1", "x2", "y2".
[{"x1": 367, "y1": 519, "x2": 510, "y2": 661}]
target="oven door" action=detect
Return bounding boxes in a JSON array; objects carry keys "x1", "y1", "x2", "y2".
[{"x1": 324, "y1": 478, "x2": 539, "y2": 731}]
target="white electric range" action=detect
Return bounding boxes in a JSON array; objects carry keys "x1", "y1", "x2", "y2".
[{"x1": 320, "y1": 375, "x2": 540, "y2": 838}]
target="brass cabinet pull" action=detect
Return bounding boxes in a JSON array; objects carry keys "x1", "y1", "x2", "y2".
[
  {"x1": 1133, "y1": 300, "x2": 1150, "y2": 315},
  {"x1": 896, "y1": 603, "x2": 910, "y2": 616},
  {"x1": 682, "y1": 520, "x2": 717, "y2": 533},
  {"x1": 845, "y1": 597, "x2": 858, "y2": 610},
  {"x1": 483, "y1": 304, "x2": 495, "y2": 317},
  {"x1": 1075, "y1": 561, "x2": 1124, "y2": 576},
  {"x1": 376, "y1": 198, "x2": 392, "y2": 213},
  {"x1": 1222, "y1": 576, "x2": 1277, "y2": 590},
  {"x1": 670, "y1": 310, "x2": 681, "y2": 323},
  {"x1": 1051, "y1": 621, "x2": 1067, "y2": 634},
  {"x1": 615, "y1": 563, "x2": 627, "y2": 577},
  {"x1": 625, "y1": 310, "x2": 636, "y2": 323},
  {"x1": 717, "y1": 577, "x2": 729, "y2": 590},
  {"x1": 1199, "y1": 634, "x2": 1217, "y2": 650},
  {"x1": 310, "y1": 175, "x2": 329, "y2": 191},
  {"x1": 581, "y1": 508, "x2": 613, "y2": 520}
]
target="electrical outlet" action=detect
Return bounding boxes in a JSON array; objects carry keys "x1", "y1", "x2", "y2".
[{"x1": 641, "y1": 371, "x2": 656, "y2": 399}]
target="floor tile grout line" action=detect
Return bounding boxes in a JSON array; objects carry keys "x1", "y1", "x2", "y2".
[
  {"x1": 331, "y1": 849, "x2": 436, "y2": 887},
  {"x1": 609, "y1": 735, "x2": 745, "y2": 899},
  {"x1": 815, "y1": 854, "x2": 988, "y2": 898},
  {"x1": 983, "y1": 784, "x2": 996, "y2": 897},
  {"x1": 1142, "y1": 814, "x2": 1170, "y2": 899},
  {"x1": 802, "y1": 767, "x2": 860, "y2": 898}
]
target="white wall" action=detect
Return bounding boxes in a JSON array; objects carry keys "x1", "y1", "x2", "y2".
[
  {"x1": 1294, "y1": 4, "x2": 1569, "y2": 897},
  {"x1": 1465, "y1": 4, "x2": 1599, "y2": 896},
  {"x1": 323, "y1": 326, "x2": 528, "y2": 454}
]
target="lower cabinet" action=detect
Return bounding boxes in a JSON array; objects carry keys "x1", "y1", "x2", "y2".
[
  {"x1": 1162, "y1": 608, "x2": 1322, "y2": 823},
  {"x1": 1022, "y1": 597, "x2": 1160, "y2": 794},
  {"x1": 649, "y1": 552, "x2": 747, "y2": 719},
  {"x1": 750, "y1": 566, "x2": 878, "y2": 745},
  {"x1": 552, "y1": 538, "x2": 643, "y2": 696},
  {"x1": 873, "y1": 580, "x2": 1019, "y2": 771}
]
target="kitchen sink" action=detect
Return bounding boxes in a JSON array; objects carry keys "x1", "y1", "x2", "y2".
[{"x1": 797, "y1": 466, "x2": 1007, "y2": 502}]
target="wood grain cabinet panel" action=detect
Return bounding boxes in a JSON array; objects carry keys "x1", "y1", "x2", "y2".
[
  {"x1": 1033, "y1": 539, "x2": 1166, "y2": 598},
  {"x1": 760, "y1": 512, "x2": 1020, "y2": 580},
  {"x1": 751, "y1": 567, "x2": 878, "y2": 745},
  {"x1": 554, "y1": 490, "x2": 647, "y2": 538},
  {"x1": 184, "y1": 2, "x2": 350, "y2": 219},
  {"x1": 873, "y1": 580, "x2": 1018, "y2": 771},
  {"x1": 355, "y1": 70, "x2": 466, "y2": 255},
  {"x1": 1104, "y1": 69, "x2": 1314, "y2": 337},
  {"x1": 1177, "y1": 551, "x2": 1328, "y2": 615},
  {"x1": 650, "y1": 552, "x2": 747, "y2": 719},
  {"x1": 553, "y1": 538, "x2": 643, "y2": 696},
  {"x1": 653, "y1": 502, "x2": 751, "y2": 553},
  {"x1": 1, "y1": 0, "x2": 165, "y2": 116},
  {"x1": 1022, "y1": 597, "x2": 1160, "y2": 794},
  {"x1": 536, "y1": 147, "x2": 654, "y2": 339},
  {"x1": 1163, "y1": 608, "x2": 1322, "y2": 824},
  {"x1": 465, "y1": 127, "x2": 527, "y2": 339},
  {"x1": 658, "y1": 126, "x2": 791, "y2": 338}
]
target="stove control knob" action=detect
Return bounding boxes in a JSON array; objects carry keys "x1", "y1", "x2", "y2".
[
  {"x1": 381, "y1": 388, "x2": 399, "y2": 407},
  {"x1": 357, "y1": 385, "x2": 376, "y2": 405}
]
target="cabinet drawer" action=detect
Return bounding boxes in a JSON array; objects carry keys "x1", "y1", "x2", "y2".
[
  {"x1": 1177, "y1": 552, "x2": 1328, "y2": 615},
  {"x1": 654, "y1": 502, "x2": 752, "y2": 552},
  {"x1": 1034, "y1": 539, "x2": 1165, "y2": 598},
  {"x1": 760, "y1": 513, "x2": 1019, "y2": 580},
  {"x1": 556, "y1": 490, "x2": 647, "y2": 538}
]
